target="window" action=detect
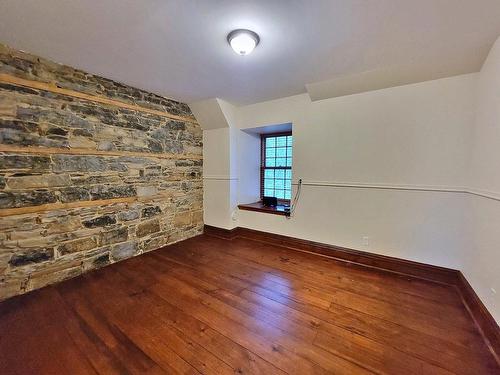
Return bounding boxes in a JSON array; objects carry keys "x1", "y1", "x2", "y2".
[{"x1": 261, "y1": 132, "x2": 292, "y2": 203}]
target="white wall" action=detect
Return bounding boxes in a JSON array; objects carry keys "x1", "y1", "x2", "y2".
[
  {"x1": 199, "y1": 37, "x2": 500, "y2": 322},
  {"x1": 202, "y1": 128, "x2": 234, "y2": 229},
  {"x1": 233, "y1": 74, "x2": 477, "y2": 268},
  {"x1": 465, "y1": 36, "x2": 500, "y2": 323}
]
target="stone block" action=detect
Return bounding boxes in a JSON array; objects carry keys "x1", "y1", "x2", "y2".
[
  {"x1": 0, "y1": 155, "x2": 51, "y2": 171},
  {"x1": 136, "y1": 219, "x2": 161, "y2": 237},
  {"x1": 59, "y1": 186, "x2": 91, "y2": 203},
  {"x1": 92, "y1": 253, "x2": 110, "y2": 268},
  {"x1": 142, "y1": 206, "x2": 162, "y2": 218},
  {"x1": 174, "y1": 211, "x2": 191, "y2": 226},
  {"x1": 0, "y1": 190, "x2": 57, "y2": 208},
  {"x1": 45, "y1": 217, "x2": 82, "y2": 235},
  {"x1": 136, "y1": 185, "x2": 157, "y2": 197},
  {"x1": 192, "y1": 210, "x2": 203, "y2": 224},
  {"x1": 100, "y1": 227, "x2": 128, "y2": 245},
  {"x1": 8, "y1": 248, "x2": 54, "y2": 267},
  {"x1": 6, "y1": 174, "x2": 71, "y2": 189},
  {"x1": 90, "y1": 185, "x2": 136, "y2": 200},
  {"x1": 58, "y1": 237, "x2": 97, "y2": 255},
  {"x1": 82, "y1": 215, "x2": 117, "y2": 228},
  {"x1": 111, "y1": 241, "x2": 138, "y2": 261},
  {"x1": 118, "y1": 210, "x2": 140, "y2": 221}
]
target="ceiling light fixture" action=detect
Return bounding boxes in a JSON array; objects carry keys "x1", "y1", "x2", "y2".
[{"x1": 227, "y1": 29, "x2": 260, "y2": 55}]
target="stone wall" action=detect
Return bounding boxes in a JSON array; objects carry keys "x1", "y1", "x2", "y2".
[{"x1": 0, "y1": 43, "x2": 203, "y2": 301}]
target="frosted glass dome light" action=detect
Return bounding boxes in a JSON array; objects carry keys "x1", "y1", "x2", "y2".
[{"x1": 227, "y1": 29, "x2": 260, "y2": 55}]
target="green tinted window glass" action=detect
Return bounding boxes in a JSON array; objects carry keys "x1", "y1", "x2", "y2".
[
  {"x1": 276, "y1": 136, "x2": 287, "y2": 147},
  {"x1": 264, "y1": 189, "x2": 274, "y2": 197},
  {"x1": 266, "y1": 148, "x2": 276, "y2": 158},
  {"x1": 276, "y1": 147, "x2": 287, "y2": 158},
  {"x1": 262, "y1": 134, "x2": 293, "y2": 201},
  {"x1": 275, "y1": 190, "x2": 285, "y2": 199},
  {"x1": 275, "y1": 157, "x2": 286, "y2": 166},
  {"x1": 264, "y1": 179, "x2": 274, "y2": 189},
  {"x1": 275, "y1": 169, "x2": 285, "y2": 179}
]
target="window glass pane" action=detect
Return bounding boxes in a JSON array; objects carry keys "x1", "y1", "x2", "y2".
[
  {"x1": 275, "y1": 169, "x2": 285, "y2": 179},
  {"x1": 262, "y1": 134, "x2": 292, "y2": 201},
  {"x1": 264, "y1": 179, "x2": 274, "y2": 189},
  {"x1": 276, "y1": 136, "x2": 287, "y2": 147},
  {"x1": 266, "y1": 158, "x2": 275, "y2": 167},
  {"x1": 264, "y1": 169, "x2": 274, "y2": 179},
  {"x1": 276, "y1": 147, "x2": 287, "y2": 158},
  {"x1": 265, "y1": 148, "x2": 276, "y2": 158},
  {"x1": 275, "y1": 157, "x2": 286, "y2": 167}
]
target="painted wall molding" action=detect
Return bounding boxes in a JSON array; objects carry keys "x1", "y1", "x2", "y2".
[
  {"x1": 203, "y1": 175, "x2": 239, "y2": 181},
  {"x1": 290, "y1": 180, "x2": 500, "y2": 202}
]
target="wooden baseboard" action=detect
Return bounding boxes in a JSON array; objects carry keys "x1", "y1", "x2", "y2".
[
  {"x1": 203, "y1": 225, "x2": 239, "y2": 239},
  {"x1": 204, "y1": 225, "x2": 459, "y2": 285},
  {"x1": 456, "y1": 272, "x2": 500, "y2": 364},
  {"x1": 203, "y1": 224, "x2": 500, "y2": 364}
]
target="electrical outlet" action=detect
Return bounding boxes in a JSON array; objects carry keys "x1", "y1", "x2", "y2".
[
  {"x1": 231, "y1": 209, "x2": 238, "y2": 222},
  {"x1": 361, "y1": 236, "x2": 370, "y2": 247}
]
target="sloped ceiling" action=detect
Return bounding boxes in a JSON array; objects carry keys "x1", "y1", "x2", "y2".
[{"x1": 1, "y1": 0, "x2": 500, "y2": 104}]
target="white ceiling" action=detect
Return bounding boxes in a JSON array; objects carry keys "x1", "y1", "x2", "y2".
[{"x1": 1, "y1": 0, "x2": 499, "y2": 105}]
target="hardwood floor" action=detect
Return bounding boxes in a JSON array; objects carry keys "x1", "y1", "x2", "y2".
[{"x1": 0, "y1": 234, "x2": 498, "y2": 374}]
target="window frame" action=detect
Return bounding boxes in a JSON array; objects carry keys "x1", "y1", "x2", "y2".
[{"x1": 260, "y1": 131, "x2": 292, "y2": 204}]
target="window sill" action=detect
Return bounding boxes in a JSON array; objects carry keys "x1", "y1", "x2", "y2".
[{"x1": 238, "y1": 202, "x2": 289, "y2": 216}]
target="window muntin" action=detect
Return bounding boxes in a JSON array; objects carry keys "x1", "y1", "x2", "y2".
[{"x1": 261, "y1": 133, "x2": 292, "y2": 202}]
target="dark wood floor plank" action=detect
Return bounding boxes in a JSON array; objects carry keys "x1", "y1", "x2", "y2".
[
  {"x1": 153, "y1": 258, "x2": 453, "y2": 375},
  {"x1": 0, "y1": 288, "x2": 98, "y2": 375},
  {"x1": 97, "y1": 265, "x2": 287, "y2": 375},
  {"x1": 132, "y1": 259, "x2": 372, "y2": 374},
  {"x1": 0, "y1": 233, "x2": 498, "y2": 374},
  {"x1": 57, "y1": 279, "x2": 172, "y2": 375},
  {"x1": 169, "y1": 235, "x2": 464, "y2": 310},
  {"x1": 160, "y1": 240, "x2": 480, "y2": 347},
  {"x1": 162, "y1": 236, "x2": 498, "y2": 373},
  {"x1": 228, "y1": 237, "x2": 461, "y2": 304},
  {"x1": 183, "y1": 238, "x2": 477, "y2": 335},
  {"x1": 58, "y1": 271, "x2": 203, "y2": 375},
  {"x1": 164, "y1": 239, "x2": 468, "y2": 319},
  {"x1": 151, "y1": 248, "x2": 493, "y2": 375}
]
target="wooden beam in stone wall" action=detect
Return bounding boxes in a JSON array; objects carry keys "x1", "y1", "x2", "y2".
[
  {"x1": 0, "y1": 197, "x2": 136, "y2": 217},
  {"x1": 0, "y1": 196, "x2": 152, "y2": 217},
  {"x1": 0, "y1": 145, "x2": 202, "y2": 160},
  {"x1": 0, "y1": 73, "x2": 198, "y2": 125}
]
